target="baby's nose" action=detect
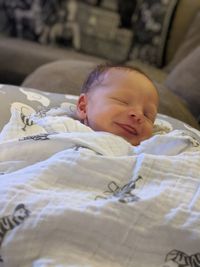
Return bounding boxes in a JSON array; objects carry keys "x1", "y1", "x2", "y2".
[{"x1": 128, "y1": 110, "x2": 144, "y2": 124}]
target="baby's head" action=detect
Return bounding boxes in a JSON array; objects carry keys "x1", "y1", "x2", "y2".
[{"x1": 76, "y1": 63, "x2": 159, "y2": 146}]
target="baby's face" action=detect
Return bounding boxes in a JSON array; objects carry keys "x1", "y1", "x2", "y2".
[{"x1": 77, "y1": 69, "x2": 159, "y2": 146}]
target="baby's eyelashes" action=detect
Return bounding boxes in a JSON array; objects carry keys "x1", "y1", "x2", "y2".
[
  {"x1": 110, "y1": 97, "x2": 129, "y2": 105},
  {"x1": 144, "y1": 112, "x2": 156, "y2": 123},
  {"x1": 110, "y1": 96, "x2": 156, "y2": 122}
]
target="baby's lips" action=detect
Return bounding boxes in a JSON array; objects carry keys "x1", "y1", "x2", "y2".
[
  {"x1": 116, "y1": 122, "x2": 139, "y2": 135},
  {"x1": 123, "y1": 124, "x2": 138, "y2": 135}
]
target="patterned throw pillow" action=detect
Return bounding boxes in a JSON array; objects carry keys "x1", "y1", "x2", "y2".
[
  {"x1": 0, "y1": 84, "x2": 78, "y2": 132},
  {"x1": 129, "y1": 0, "x2": 178, "y2": 67},
  {"x1": 76, "y1": 2, "x2": 133, "y2": 62},
  {"x1": 1, "y1": 0, "x2": 68, "y2": 44}
]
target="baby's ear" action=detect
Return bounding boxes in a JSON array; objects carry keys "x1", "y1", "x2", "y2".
[{"x1": 76, "y1": 94, "x2": 88, "y2": 120}]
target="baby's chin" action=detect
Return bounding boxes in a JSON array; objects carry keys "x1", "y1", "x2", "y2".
[
  {"x1": 116, "y1": 135, "x2": 141, "y2": 146},
  {"x1": 110, "y1": 127, "x2": 153, "y2": 146},
  {"x1": 128, "y1": 139, "x2": 141, "y2": 146},
  {"x1": 122, "y1": 135, "x2": 152, "y2": 146}
]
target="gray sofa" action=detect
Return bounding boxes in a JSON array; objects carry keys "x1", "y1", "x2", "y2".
[
  {"x1": 0, "y1": 0, "x2": 200, "y2": 128},
  {"x1": 0, "y1": 0, "x2": 200, "y2": 85}
]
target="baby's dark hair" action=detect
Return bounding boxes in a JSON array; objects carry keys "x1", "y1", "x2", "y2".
[{"x1": 81, "y1": 62, "x2": 153, "y2": 93}]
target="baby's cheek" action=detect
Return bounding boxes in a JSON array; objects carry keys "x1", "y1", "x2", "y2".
[{"x1": 145, "y1": 124, "x2": 154, "y2": 138}]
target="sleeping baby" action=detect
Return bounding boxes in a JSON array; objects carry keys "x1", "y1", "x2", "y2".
[
  {"x1": 0, "y1": 63, "x2": 159, "y2": 147},
  {"x1": 76, "y1": 63, "x2": 159, "y2": 146}
]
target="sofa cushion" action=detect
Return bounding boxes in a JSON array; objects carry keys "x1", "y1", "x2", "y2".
[
  {"x1": 165, "y1": 0, "x2": 200, "y2": 64},
  {"x1": 164, "y1": 46, "x2": 200, "y2": 120},
  {"x1": 125, "y1": 59, "x2": 167, "y2": 83},
  {"x1": 22, "y1": 60, "x2": 97, "y2": 95},
  {"x1": 0, "y1": 35, "x2": 104, "y2": 85},
  {"x1": 155, "y1": 83, "x2": 199, "y2": 129},
  {"x1": 166, "y1": 11, "x2": 200, "y2": 72},
  {"x1": 22, "y1": 59, "x2": 199, "y2": 129}
]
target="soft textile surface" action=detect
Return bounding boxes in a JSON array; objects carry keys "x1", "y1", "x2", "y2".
[
  {"x1": 1, "y1": 83, "x2": 199, "y2": 133},
  {"x1": 0, "y1": 84, "x2": 78, "y2": 132},
  {"x1": 165, "y1": 0, "x2": 200, "y2": 64},
  {"x1": 21, "y1": 53, "x2": 200, "y2": 130},
  {"x1": 1, "y1": 0, "x2": 66, "y2": 44},
  {"x1": 0, "y1": 106, "x2": 200, "y2": 266},
  {"x1": 77, "y1": 2, "x2": 133, "y2": 62},
  {"x1": 164, "y1": 46, "x2": 200, "y2": 120},
  {"x1": 166, "y1": 11, "x2": 200, "y2": 72},
  {"x1": 22, "y1": 60, "x2": 97, "y2": 95},
  {"x1": 129, "y1": 0, "x2": 178, "y2": 67}
]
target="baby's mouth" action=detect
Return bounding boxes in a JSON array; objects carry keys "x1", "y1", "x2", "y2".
[{"x1": 115, "y1": 123, "x2": 138, "y2": 135}]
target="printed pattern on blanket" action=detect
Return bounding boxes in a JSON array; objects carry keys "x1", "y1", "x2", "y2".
[{"x1": 0, "y1": 107, "x2": 200, "y2": 266}]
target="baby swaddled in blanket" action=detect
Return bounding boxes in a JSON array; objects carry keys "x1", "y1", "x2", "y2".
[
  {"x1": 0, "y1": 64, "x2": 200, "y2": 267},
  {"x1": 1, "y1": 62, "x2": 159, "y2": 145},
  {"x1": 75, "y1": 63, "x2": 159, "y2": 146}
]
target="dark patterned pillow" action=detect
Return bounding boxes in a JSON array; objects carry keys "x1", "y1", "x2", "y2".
[
  {"x1": 129, "y1": 0, "x2": 178, "y2": 67},
  {"x1": 1, "y1": 0, "x2": 68, "y2": 44}
]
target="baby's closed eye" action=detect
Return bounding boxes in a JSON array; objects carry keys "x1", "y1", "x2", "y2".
[
  {"x1": 144, "y1": 111, "x2": 156, "y2": 122},
  {"x1": 110, "y1": 97, "x2": 129, "y2": 105}
]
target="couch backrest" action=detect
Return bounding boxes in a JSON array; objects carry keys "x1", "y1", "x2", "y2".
[{"x1": 166, "y1": 0, "x2": 200, "y2": 64}]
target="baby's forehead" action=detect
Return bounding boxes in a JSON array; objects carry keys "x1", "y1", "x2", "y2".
[
  {"x1": 101, "y1": 68, "x2": 151, "y2": 88},
  {"x1": 103, "y1": 68, "x2": 132, "y2": 80},
  {"x1": 99, "y1": 68, "x2": 159, "y2": 103},
  {"x1": 97, "y1": 68, "x2": 134, "y2": 87}
]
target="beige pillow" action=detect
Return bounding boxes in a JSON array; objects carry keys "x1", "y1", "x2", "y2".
[
  {"x1": 164, "y1": 46, "x2": 200, "y2": 120},
  {"x1": 166, "y1": 11, "x2": 200, "y2": 72},
  {"x1": 22, "y1": 60, "x2": 97, "y2": 95},
  {"x1": 165, "y1": 0, "x2": 200, "y2": 64}
]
